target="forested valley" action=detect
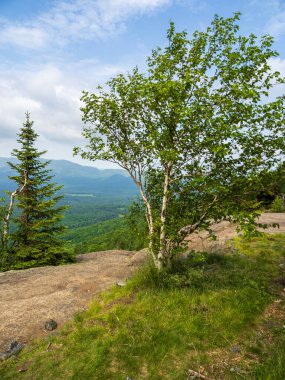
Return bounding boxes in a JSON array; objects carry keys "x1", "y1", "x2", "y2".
[{"x1": 0, "y1": 156, "x2": 147, "y2": 265}]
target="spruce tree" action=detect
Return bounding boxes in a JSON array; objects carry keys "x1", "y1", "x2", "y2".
[{"x1": 8, "y1": 112, "x2": 72, "y2": 268}]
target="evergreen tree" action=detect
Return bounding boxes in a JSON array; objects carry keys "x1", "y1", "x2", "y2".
[{"x1": 8, "y1": 112, "x2": 72, "y2": 268}]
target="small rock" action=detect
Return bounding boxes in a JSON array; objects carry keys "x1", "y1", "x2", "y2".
[
  {"x1": 230, "y1": 366, "x2": 248, "y2": 375},
  {"x1": 18, "y1": 368, "x2": 28, "y2": 373},
  {"x1": 264, "y1": 320, "x2": 279, "y2": 329},
  {"x1": 230, "y1": 345, "x2": 241, "y2": 354},
  {"x1": 0, "y1": 352, "x2": 11, "y2": 361},
  {"x1": 17, "y1": 361, "x2": 31, "y2": 372},
  {"x1": 0, "y1": 341, "x2": 24, "y2": 361},
  {"x1": 9, "y1": 341, "x2": 24, "y2": 356},
  {"x1": 116, "y1": 281, "x2": 126, "y2": 287},
  {"x1": 45, "y1": 319, "x2": 58, "y2": 331},
  {"x1": 8, "y1": 341, "x2": 19, "y2": 351},
  {"x1": 230, "y1": 366, "x2": 241, "y2": 373}
]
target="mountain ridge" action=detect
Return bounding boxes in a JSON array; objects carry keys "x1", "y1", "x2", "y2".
[{"x1": 0, "y1": 157, "x2": 137, "y2": 196}]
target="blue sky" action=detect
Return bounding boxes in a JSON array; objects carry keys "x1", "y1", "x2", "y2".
[{"x1": 0, "y1": 0, "x2": 284, "y2": 168}]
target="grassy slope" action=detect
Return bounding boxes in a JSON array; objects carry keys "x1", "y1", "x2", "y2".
[{"x1": 1, "y1": 235, "x2": 285, "y2": 379}]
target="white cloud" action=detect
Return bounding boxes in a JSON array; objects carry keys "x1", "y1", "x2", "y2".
[
  {"x1": 269, "y1": 57, "x2": 285, "y2": 75},
  {"x1": 97, "y1": 0, "x2": 171, "y2": 18},
  {"x1": 266, "y1": 1, "x2": 285, "y2": 39},
  {"x1": 267, "y1": 12, "x2": 285, "y2": 38},
  {"x1": 0, "y1": 59, "x2": 128, "y2": 165},
  {"x1": 0, "y1": 24, "x2": 48, "y2": 49},
  {"x1": 0, "y1": 65, "x2": 80, "y2": 143},
  {"x1": 0, "y1": 0, "x2": 172, "y2": 50},
  {"x1": 267, "y1": 57, "x2": 285, "y2": 99}
]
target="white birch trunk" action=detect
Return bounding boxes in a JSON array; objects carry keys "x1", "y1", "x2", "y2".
[
  {"x1": 157, "y1": 163, "x2": 172, "y2": 270},
  {"x1": 2, "y1": 172, "x2": 27, "y2": 249},
  {"x1": 128, "y1": 172, "x2": 157, "y2": 264}
]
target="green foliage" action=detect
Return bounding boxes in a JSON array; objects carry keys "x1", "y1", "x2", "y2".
[
  {"x1": 0, "y1": 249, "x2": 9, "y2": 272},
  {"x1": 256, "y1": 162, "x2": 285, "y2": 208},
  {"x1": 6, "y1": 246, "x2": 74, "y2": 270},
  {"x1": 272, "y1": 162, "x2": 285, "y2": 196},
  {"x1": 1, "y1": 235, "x2": 284, "y2": 379},
  {"x1": 63, "y1": 203, "x2": 148, "y2": 254},
  {"x1": 61, "y1": 194, "x2": 131, "y2": 229},
  {"x1": 271, "y1": 196, "x2": 284, "y2": 213},
  {"x1": 76, "y1": 14, "x2": 285, "y2": 268},
  {"x1": 0, "y1": 113, "x2": 74, "y2": 270}
]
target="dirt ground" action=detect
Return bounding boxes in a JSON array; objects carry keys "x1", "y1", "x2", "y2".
[
  {"x1": 0, "y1": 249, "x2": 147, "y2": 352},
  {"x1": 0, "y1": 213, "x2": 285, "y2": 352}
]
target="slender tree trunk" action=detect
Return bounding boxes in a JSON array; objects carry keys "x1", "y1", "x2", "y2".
[
  {"x1": 157, "y1": 163, "x2": 172, "y2": 270},
  {"x1": 128, "y1": 172, "x2": 157, "y2": 264},
  {"x1": 138, "y1": 187, "x2": 158, "y2": 264},
  {"x1": 2, "y1": 173, "x2": 27, "y2": 250},
  {"x1": 128, "y1": 165, "x2": 174, "y2": 270}
]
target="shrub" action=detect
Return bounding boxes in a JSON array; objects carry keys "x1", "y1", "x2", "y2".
[{"x1": 271, "y1": 196, "x2": 284, "y2": 213}]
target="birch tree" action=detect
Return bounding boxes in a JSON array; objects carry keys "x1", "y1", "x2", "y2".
[
  {"x1": 75, "y1": 14, "x2": 285, "y2": 269},
  {"x1": 0, "y1": 172, "x2": 27, "y2": 250}
]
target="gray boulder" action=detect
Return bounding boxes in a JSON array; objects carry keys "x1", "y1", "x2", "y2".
[
  {"x1": 45, "y1": 319, "x2": 58, "y2": 331},
  {"x1": 0, "y1": 340, "x2": 24, "y2": 361}
]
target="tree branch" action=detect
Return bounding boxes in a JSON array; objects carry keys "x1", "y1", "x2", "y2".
[{"x1": 178, "y1": 195, "x2": 218, "y2": 239}]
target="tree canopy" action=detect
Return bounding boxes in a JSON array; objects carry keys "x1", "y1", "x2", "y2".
[{"x1": 75, "y1": 14, "x2": 285, "y2": 269}]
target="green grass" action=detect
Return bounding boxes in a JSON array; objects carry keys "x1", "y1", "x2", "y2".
[
  {"x1": 253, "y1": 343, "x2": 285, "y2": 380},
  {"x1": 1, "y1": 234, "x2": 285, "y2": 379}
]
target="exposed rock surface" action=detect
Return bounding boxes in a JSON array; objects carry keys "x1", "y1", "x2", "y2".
[
  {"x1": 185, "y1": 213, "x2": 285, "y2": 252},
  {"x1": 0, "y1": 249, "x2": 146, "y2": 351},
  {"x1": 0, "y1": 213, "x2": 284, "y2": 352}
]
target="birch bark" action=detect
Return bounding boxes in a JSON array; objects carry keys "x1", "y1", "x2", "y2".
[
  {"x1": 157, "y1": 163, "x2": 172, "y2": 269},
  {"x1": 2, "y1": 172, "x2": 27, "y2": 249}
]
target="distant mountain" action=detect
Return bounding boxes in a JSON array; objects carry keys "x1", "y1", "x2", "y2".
[{"x1": 0, "y1": 157, "x2": 138, "y2": 196}]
